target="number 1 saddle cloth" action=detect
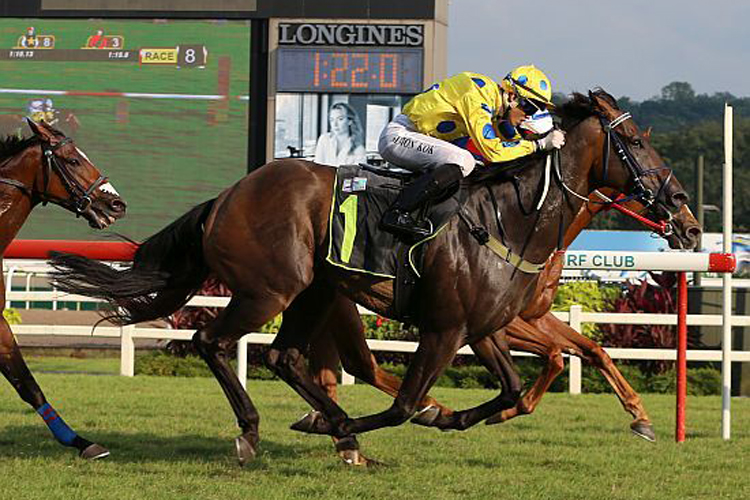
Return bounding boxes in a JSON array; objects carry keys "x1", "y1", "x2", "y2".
[{"x1": 326, "y1": 163, "x2": 462, "y2": 278}]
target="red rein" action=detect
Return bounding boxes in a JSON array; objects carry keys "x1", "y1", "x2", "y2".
[{"x1": 606, "y1": 202, "x2": 671, "y2": 236}]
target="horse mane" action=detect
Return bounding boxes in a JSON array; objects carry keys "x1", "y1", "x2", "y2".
[{"x1": 0, "y1": 135, "x2": 40, "y2": 162}]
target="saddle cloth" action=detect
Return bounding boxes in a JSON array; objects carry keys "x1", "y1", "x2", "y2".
[{"x1": 326, "y1": 163, "x2": 461, "y2": 278}]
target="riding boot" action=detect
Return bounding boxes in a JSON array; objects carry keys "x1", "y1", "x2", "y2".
[{"x1": 380, "y1": 163, "x2": 464, "y2": 240}]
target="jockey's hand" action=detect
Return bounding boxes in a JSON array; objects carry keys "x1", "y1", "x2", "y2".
[
  {"x1": 536, "y1": 130, "x2": 566, "y2": 151},
  {"x1": 506, "y1": 107, "x2": 527, "y2": 127}
]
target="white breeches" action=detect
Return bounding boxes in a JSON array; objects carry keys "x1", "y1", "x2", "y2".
[{"x1": 378, "y1": 114, "x2": 477, "y2": 177}]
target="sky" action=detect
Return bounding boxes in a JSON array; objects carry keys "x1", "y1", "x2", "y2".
[{"x1": 447, "y1": 0, "x2": 750, "y2": 101}]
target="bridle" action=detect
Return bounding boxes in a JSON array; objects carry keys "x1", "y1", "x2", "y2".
[
  {"x1": 556, "y1": 109, "x2": 678, "y2": 236},
  {"x1": 0, "y1": 135, "x2": 108, "y2": 216},
  {"x1": 599, "y1": 111, "x2": 673, "y2": 210}
]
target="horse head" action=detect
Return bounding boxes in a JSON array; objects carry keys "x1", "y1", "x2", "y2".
[
  {"x1": 24, "y1": 119, "x2": 126, "y2": 228},
  {"x1": 564, "y1": 89, "x2": 701, "y2": 250}
]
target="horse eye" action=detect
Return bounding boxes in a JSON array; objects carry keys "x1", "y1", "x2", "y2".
[
  {"x1": 69, "y1": 158, "x2": 80, "y2": 166},
  {"x1": 632, "y1": 139, "x2": 643, "y2": 148}
]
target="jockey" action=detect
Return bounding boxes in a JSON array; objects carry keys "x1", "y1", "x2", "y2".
[
  {"x1": 27, "y1": 99, "x2": 46, "y2": 123},
  {"x1": 43, "y1": 98, "x2": 58, "y2": 125},
  {"x1": 379, "y1": 65, "x2": 565, "y2": 240},
  {"x1": 20, "y1": 26, "x2": 38, "y2": 48}
]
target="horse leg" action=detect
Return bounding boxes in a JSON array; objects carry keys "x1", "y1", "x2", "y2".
[
  {"x1": 410, "y1": 331, "x2": 523, "y2": 431},
  {"x1": 326, "y1": 294, "x2": 448, "y2": 411},
  {"x1": 484, "y1": 318, "x2": 566, "y2": 424},
  {"x1": 191, "y1": 295, "x2": 276, "y2": 466},
  {"x1": 0, "y1": 315, "x2": 108, "y2": 459},
  {"x1": 537, "y1": 313, "x2": 655, "y2": 441},
  {"x1": 312, "y1": 329, "x2": 465, "y2": 436},
  {"x1": 265, "y1": 281, "x2": 378, "y2": 464}
]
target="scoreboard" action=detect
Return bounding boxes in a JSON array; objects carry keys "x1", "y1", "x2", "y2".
[{"x1": 276, "y1": 47, "x2": 423, "y2": 94}]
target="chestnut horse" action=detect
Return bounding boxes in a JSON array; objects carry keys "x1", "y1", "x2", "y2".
[
  {"x1": 1, "y1": 120, "x2": 126, "y2": 459},
  {"x1": 307, "y1": 185, "x2": 701, "y2": 461},
  {"x1": 49, "y1": 90, "x2": 698, "y2": 465}
]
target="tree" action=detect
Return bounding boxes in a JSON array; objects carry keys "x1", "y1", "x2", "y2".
[{"x1": 661, "y1": 81, "x2": 696, "y2": 101}]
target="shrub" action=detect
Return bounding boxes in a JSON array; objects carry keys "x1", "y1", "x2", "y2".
[
  {"x1": 552, "y1": 280, "x2": 619, "y2": 341},
  {"x1": 3, "y1": 307, "x2": 22, "y2": 325},
  {"x1": 600, "y1": 272, "x2": 702, "y2": 375}
]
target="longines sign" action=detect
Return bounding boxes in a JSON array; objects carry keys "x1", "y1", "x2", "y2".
[{"x1": 278, "y1": 23, "x2": 424, "y2": 47}]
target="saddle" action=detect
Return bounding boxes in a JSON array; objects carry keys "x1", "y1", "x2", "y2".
[{"x1": 326, "y1": 161, "x2": 464, "y2": 321}]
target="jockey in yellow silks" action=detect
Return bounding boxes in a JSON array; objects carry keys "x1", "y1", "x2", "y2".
[{"x1": 379, "y1": 65, "x2": 565, "y2": 240}]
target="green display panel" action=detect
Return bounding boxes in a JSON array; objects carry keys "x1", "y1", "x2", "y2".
[{"x1": 0, "y1": 19, "x2": 250, "y2": 240}]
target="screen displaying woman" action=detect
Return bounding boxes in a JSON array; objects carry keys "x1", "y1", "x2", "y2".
[{"x1": 314, "y1": 102, "x2": 366, "y2": 166}]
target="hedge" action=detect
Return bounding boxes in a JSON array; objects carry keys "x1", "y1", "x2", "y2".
[{"x1": 135, "y1": 352, "x2": 721, "y2": 396}]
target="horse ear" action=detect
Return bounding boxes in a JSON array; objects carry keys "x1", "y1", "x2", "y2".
[
  {"x1": 644, "y1": 126, "x2": 653, "y2": 139},
  {"x1": 25, "y1": 118, "x2": 55, "y2": 143}
]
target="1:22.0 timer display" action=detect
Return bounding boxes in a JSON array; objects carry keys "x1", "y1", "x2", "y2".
[{"x1": 276, "y1": 47, "x2": 423, "y2": 94}]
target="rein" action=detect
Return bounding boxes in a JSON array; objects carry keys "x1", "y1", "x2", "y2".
[
  {"x1": 0, "y1": 136, "x2": 107, "y2": 215},
  {"x1": 460, "y1": 107, "x2": 677, "y2": 273}
]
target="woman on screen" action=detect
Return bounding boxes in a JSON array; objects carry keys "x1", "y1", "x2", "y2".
[{"x1": 314, "y1": 102, "x2": 366, "y2": 167}]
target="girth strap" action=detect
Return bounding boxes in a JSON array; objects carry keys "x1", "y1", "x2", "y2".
[{"x1": 458, "y1": 210, "x2": 546, "y2": 274}]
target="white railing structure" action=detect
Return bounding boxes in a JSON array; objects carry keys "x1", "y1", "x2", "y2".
[{"x1": 4, "y1": 255, "x2": 746, "y2": 442}]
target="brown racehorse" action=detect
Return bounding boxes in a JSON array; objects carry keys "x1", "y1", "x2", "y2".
[
  {"x1": 49, "y1": 90, "x2": 699, "y2": 465},
  {"x1": 306, "y1": 185, "x2": 701, "y2": 459},
  {"x1": 0, "y1": 120, "x2": 126, "y2": 459}
]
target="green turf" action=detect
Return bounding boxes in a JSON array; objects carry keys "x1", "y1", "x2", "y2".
[
  {"x1": 1, "y1": 374, "x2": 748, "y2": 500},
  {"x1": 0, "y1": 18, "x2": 251, "y2": 240},
  {"x1": 23, "y1": 356, "x2": 120, "y2": 375}
]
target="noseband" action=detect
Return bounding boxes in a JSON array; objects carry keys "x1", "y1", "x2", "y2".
[{"x1": 0, "y1": 136, "x2": 107, "y2": 215}]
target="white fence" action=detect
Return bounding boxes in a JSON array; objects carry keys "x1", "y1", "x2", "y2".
[{"x1": 4, "y1": 261, "x2": 750, "y2": 394}]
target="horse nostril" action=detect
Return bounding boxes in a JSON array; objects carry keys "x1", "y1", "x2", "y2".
[
  {"x1": 686, "y1": 225, "x2": 702, "y2": 244},
  {"x1": 671, "y1": 192, "x2": 689, "y2": 208},
  {"x1": 110, "y1": 199, "x2": 127, "y2": 213}
]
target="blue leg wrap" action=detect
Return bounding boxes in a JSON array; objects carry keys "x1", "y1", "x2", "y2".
[{"x1": 36, "y1": 403, "x2": 78, "y2": 446}]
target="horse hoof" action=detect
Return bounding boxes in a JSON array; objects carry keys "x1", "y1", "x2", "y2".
[
  {"x1": 410, "y1": 406, "x2": 440, "y2": 427},
  {"x1": 290, "y1": 410, "x2": 331, "y2": 435},
  {"x1": 79, "y1": 443, "x2": 110, "y2": 460},
  {"x1": 235, "y1": 434, "x2": 258, "y2": 466},
  {"x1": 630, "y1": 421, "x2": 656, "y2": 442},
  {"x1": 339, "y1": 449, "x2": 384, "y2": 468}
]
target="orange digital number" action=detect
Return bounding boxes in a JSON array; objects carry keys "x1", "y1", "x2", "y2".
[
  {"x1": 331, "y1": 53, "x2": 348, "y2": 88},
  {"x1": 350, "y1": 53, "x2": 369, "y2": 88},
  {"x1": 379, "y1": 54, "x2": 398, "y2": 89},
  {"x1": 313, "y1": 51, "x2": 322, "y2": 87}
]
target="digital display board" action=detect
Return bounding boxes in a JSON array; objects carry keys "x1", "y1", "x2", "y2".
[
  {"x1": 0, "y1": 19, "x2": 250, "y2": 240},
  {"x1": 276, "y1": 47, "x2": 423, "y2": 94}
]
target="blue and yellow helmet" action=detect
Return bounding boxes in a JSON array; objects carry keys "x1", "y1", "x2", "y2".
[{"x1": 501, "y1": 65, "x2": 554, "y2": 107}]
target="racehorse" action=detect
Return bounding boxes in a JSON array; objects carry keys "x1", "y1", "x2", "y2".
[
  {"x1": 49, "y1": 89, "x2": 699, "y2": 465},
  {"x1": 0, "y1": 120, "x2": 126, "y2": 459},
  {"x1": 306, "y1": 184, "x2": 701, "y2": 462}
]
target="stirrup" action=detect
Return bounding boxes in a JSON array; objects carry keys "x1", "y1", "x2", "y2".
[{"x1": 380, "y1": 210, "x2": 432, "y2": 240}]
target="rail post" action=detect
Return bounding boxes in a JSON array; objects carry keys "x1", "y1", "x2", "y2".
[
  {"x1": 341, "y1": 367, "x2": 355, "y2": 386},
  {"x1": 568, "y1": 305, "x2": 583, "y2": 395},
  {"x1": 120, "y1": 324, "x2": 136, "y2": 377},
  {"x1": 722, "y1": 103, "x2": 733, "y2": 440},
  {"x1": 237, "y1": 335, "x2": 248, "y2": 389},
  {"x1": 676, "y1": 271, "x2": 688, "y2": 442}
]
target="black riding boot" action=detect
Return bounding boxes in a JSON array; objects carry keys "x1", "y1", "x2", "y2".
[{"x1": 380, "y1": 163, "x2": 463, "y2": 240}]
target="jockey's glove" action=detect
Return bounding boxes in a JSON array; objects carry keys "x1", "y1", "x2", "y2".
[{"x1": 536, "y1": 129, "x2": 566, "y2": 151}]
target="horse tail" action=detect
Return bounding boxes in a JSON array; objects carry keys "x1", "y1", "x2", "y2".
[{"x1": 49, "y1": 199, "x2": 216, "y2": 325}]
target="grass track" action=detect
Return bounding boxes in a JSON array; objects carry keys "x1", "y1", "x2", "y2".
[{"x1": 1, "y1": 373, "x2": 748, "y2": 500}]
